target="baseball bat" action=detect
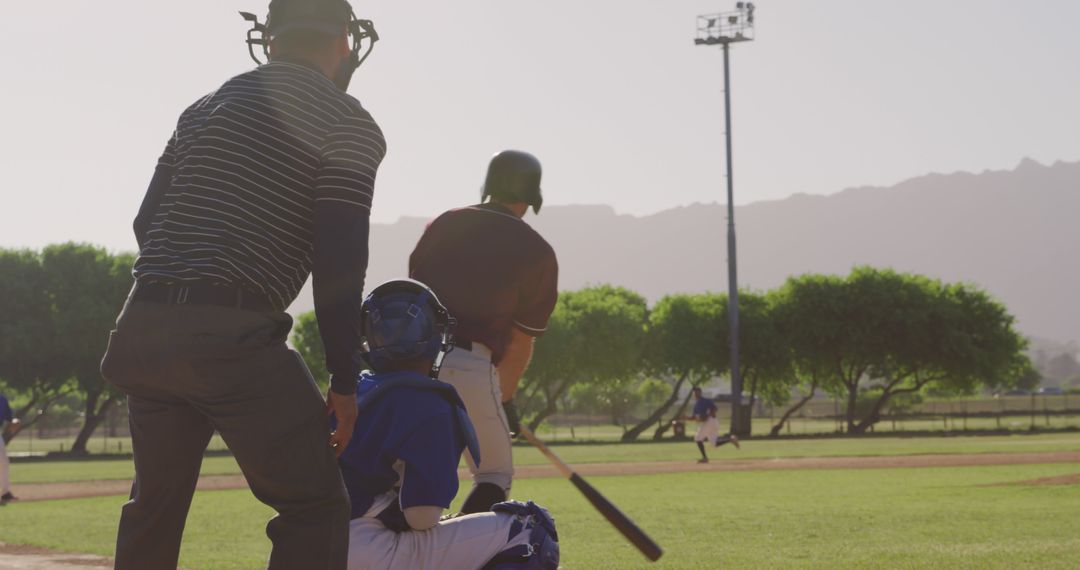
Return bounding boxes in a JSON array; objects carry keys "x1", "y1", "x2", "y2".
[{"x1": 518, "y1": 426, "x2": 664, "y2": 562}]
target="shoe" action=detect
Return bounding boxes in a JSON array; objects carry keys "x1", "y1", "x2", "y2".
[
  {"x1": 0, "y1": 492, "x2": 15, "y2": 503},
  {"x1": 730, "y1": 434, "x2": 741, "y2": 450},
  {"x1": 697, "y1": 458, "x2": 709, "y2": 464}
]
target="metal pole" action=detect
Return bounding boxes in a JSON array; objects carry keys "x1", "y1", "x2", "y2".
[{"x1": 723, "y1": 41, "x2": 744, "y2": 435}]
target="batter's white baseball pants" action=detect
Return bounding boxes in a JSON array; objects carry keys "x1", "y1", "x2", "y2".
[{"x1": 439, "y1": 344, "x2": 514, "y2": 493}]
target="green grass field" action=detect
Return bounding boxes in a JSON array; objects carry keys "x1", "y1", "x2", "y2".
[
  {"x1": 3, "y1": 464, "x2": 1079, "y2": 569},
  {"x1": 10, "y1": 432, "x2": 1080, "y2": 485}
]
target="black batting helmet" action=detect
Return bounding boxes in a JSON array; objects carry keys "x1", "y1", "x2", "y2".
[{"x1": 480, "y1": 150, "x2": 543, "y2": 214}]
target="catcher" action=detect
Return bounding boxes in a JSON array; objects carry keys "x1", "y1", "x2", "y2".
[{"x1": 336, "y1": 279, "x2": 559, "y2": 570}]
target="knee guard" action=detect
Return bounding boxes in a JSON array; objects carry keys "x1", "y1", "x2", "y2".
[{"x1": 481, "y1": 501, "x2": 559, "y2": 570}]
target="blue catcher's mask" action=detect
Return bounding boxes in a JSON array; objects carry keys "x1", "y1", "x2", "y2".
[{"x1": 360, "y1": 279, "x2": 456, "y2": 378}]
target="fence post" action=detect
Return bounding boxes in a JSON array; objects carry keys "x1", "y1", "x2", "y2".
[{"x1": 1030, "y1": 393, "x2": 1037, "y2": 430}]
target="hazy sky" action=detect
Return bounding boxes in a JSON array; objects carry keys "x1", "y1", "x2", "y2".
[{"x1": 2, "y1": 0, "x2": 1078, "y2": 252}]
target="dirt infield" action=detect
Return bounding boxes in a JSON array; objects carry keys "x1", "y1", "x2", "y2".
[
  {"x1": 0, "y1": 544, "x2": 110, "y2": 569},
  {"x1": 12, "y1": 451, "x2": 1080, "y2": 503}
]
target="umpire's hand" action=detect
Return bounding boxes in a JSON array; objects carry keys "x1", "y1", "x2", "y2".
[{"x1": 327, "y1": 390, "x2": 357, "y2": 457}]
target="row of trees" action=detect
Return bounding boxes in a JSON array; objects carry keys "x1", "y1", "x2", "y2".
[
  {"x1": 288, "y1": 267, "x2": 1034, "y2": 439},
  {"x1": 0, "y1": 243, "x2": 1033, "y2": 449},
  {"x1": 514, "y1": 267, "x2": 1034, "y2": 439},
  {"x1": 0, "y1": 244, "x2": 133, "y2": 450}
]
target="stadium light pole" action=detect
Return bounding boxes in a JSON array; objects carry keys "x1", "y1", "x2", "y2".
[{"x1": 695, "y1": 2, "x2": 756, "y2": 436}]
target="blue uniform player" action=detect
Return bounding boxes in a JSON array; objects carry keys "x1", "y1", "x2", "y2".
[
  {"x1": 338, "y1": 279, "x2": 559, "y2": 570},
  {"x1": 682, "y1": 387, "x2": 740, "y2": 464},
  {"x1": 1, "y1": 393, "x2": 19, "y2": 503}
]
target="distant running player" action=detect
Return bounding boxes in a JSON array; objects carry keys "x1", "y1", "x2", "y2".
[
  {"x1": 683, "y1": 387, "x2": 740, "y2": 464},
  {"x1": 1, "y1": 392, "x2": 19, "y2": 504},
  {"x1": 338, "y1": 279, "x2": 559, "y2": 569}
]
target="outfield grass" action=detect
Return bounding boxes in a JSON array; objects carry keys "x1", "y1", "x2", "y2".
[
  {"x1": 10, "y1": 432, "x2": 1080, "y2": 485},
  {"x1": 2, "y1": 463, "x2": 1079, "y2": 568}
]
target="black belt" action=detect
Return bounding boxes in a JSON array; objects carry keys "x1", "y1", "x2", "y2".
[{"x1": 132, "y1": 281, "x2": 276, "y2": 312}]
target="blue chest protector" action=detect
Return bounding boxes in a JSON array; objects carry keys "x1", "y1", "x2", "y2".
[{"x1": 338, "y1": 371, "x2": 481, "y2": 522}]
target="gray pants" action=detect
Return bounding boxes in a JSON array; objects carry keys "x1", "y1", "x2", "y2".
[
  {"x1": 439, "y1": 345, "x2": 514, "y2": 493},
  {"x1": 101, "y1": 299, "x2": 349, "y2": 570}
]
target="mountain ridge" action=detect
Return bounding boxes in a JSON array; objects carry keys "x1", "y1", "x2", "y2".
[{"x1": 287, "y1": 157, "x2": 1080, "y2": 343}]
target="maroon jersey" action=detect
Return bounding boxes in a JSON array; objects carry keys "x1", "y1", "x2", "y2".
[{"x1": 409, "y1": 203, "x2": 558, "y2": 364}]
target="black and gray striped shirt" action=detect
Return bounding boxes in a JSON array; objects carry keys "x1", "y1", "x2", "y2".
[{"x1": 132, "y1": 60, "x2": 385, "y2": 392}]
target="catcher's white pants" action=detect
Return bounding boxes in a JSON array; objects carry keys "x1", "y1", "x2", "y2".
[
  {"x1": 347, "y1": 511, "x2": 529, "y2": 570},
  {"x1": 694, "y1": 417, "x2": 721, "y2": 445},
  {"x1": 0, "y1": 434, "x2": 10, "y2": 494},
  {"x1": 440, "y1": 345, "x2": 514, "y2": 492}
]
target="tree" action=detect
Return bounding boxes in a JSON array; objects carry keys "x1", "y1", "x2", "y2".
[
  {"x1": 42, "y1": 244, "x2": 134, "y2": 453},
  {"x1": 520, "y1": 285, "x2": 647, "y2": 432},
  {"x1": 784, "y1": 267, "x2": 1031, "y2": 434},
  {"x1": 1044, "y1": 352, "x2": 1080, "y2": 385},
  {"x1": 291, "y1": 311, "x2": 330, "y2": 391},
  {"x1": 520, "y1": 291, "x2": 583, "y2": 431},
  {"x1": 856, "y1": 277, "x2": 1029, "y2": 433},
  {"x1": 719, "y1": 291, "x2": 794, "y2": 429},
  {"x1": 0, "y1": 249, "x2": 68, "y2": 443},
  {"x1": 768, "y1": 279, "x2": 844, "y2": 436},
  {"x1": 635, "y1": 378, "x2": 670, "y2": 410},
  {"x1": 622, "y1": 294, "x2": 726, "y2": 442}
]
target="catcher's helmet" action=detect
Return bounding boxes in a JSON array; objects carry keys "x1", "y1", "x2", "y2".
[
  {"x1": 240, "y1": 0, "x2": 379, "y2": 90},
  {"x1": 481, "y1": 150, "x2": 543, "y2": 214},
  {"x1": 360, "y1": 279, "x2": 456, "y2": 375}
]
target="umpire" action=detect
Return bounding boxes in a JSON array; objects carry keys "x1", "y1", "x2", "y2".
[
  {"x1": 409, "y1": 150, "x2": 559, "y2": 513},
  {"x1": 100, "y1": 1, "x2": 384, "y2": 568}
]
